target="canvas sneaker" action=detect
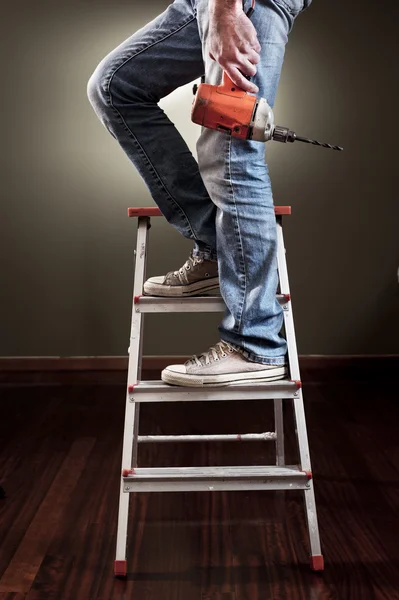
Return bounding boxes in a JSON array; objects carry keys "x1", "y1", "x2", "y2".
[
  {"x1": 143, "y1": 251, "x2": 219, "y2": 297},
  {"x1": 161, "y1": 340, "x2": 288, "y2": 387}
]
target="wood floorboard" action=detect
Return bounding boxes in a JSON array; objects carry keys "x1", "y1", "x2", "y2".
[
  {"x1": 0, "y1": 379, "x2": 398, "y2": 599},
  {"x1": 0, "y1": 438, "x2": 95, "y2": 593},
  {"x1": 302, "y1": 382, "x2": 399, "y2": 600}
]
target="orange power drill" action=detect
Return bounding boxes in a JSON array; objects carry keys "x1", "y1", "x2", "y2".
[
  {"x1": 191, "y1": 3, "x2": 342, "y2": 151},
  {"x1": 192, "y1": 71, "x2": 342, "y2": 151}
]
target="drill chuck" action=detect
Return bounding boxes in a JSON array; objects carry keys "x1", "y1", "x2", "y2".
[{"x1": 272, "y1": 126, "x2": 297, "y2": 144}]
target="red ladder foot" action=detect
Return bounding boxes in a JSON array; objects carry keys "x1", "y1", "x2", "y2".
[
  {"x1": 114, "y1": 560, "x2": 127, "y2": 577},
  {"x1": 310, "y1": 555, "x2": 324, "y2": 571}
]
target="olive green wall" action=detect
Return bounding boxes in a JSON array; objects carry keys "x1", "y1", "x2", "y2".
[{"x1": 1, "y1": 0, "x2": 398, "y2": 357}]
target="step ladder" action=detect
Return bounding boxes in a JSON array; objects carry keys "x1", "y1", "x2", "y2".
[{"x1": 114, "y1": 206, "x2": 324, "y2": 577}]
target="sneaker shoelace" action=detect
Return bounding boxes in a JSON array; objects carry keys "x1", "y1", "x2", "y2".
[
  {"x1": 170, "y1": 253, "x2": 203, "y2": 282},
  {"x1": 185, "y1": 341, "x2": 235, "y2": 367}
]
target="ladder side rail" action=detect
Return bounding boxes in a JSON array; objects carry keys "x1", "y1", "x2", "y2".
[
  {"x1": 135, "y1": 216, "x2": 150, "y2": 382},
  {"x1": 303, "y1": 478, "x2": 323, "y2": 563},
  {"x1": 276, "y1": 217, "x2": 310, "y2": 469},
  {"x1": 132, "y1": 216, "x2": 150, "y2": 466},
  {"x1": 276, "y1": 216, "x2": 323, "y2": 568},
  {"x1": 115, "y1": 216, "x2": 150, "y2": 573},
  {"x1": 273, "y1": 399, "x2": 285, "y2": 466},
  {"x1": 273, "y1": 220, "x2": 286, "y2": 468},
  {"x1": 276, "y1": 216, "x2": 300, "y2": 380}
]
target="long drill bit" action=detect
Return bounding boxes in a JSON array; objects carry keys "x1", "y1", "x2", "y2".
[
  {"x1": 295, "y1": 135, "x2": 343, "y2": 151},
  {"x1": 272, "y1": 126, "x2": 343, "y2": 151}
]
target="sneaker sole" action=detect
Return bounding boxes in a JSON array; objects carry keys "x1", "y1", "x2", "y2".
[
  {"x1": 161, "y1": 366, "x2": 288, "y2": 387},
  {"x1": 143, "y1": 277, "x2": 220, "y2": 297}
]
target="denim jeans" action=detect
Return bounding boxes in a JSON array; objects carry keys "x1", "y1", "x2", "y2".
[{"x1": 87, "y1": 0, "x2": 311, "y2": 365}]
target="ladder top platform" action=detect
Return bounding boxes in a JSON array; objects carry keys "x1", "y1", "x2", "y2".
[{"x1": 128, "y1": 206, "x2": 291, "y2": 217}]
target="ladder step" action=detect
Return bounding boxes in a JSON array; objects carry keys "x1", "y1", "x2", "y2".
[
  {"x1": 128, "y1": 380, "x2": 300, "y2": 402},
  {"x1": 122, "y1": 465, "x2": 310, "y2": 492},
  {"x1": 138, "y1": 432, "x2": 276, "y2": 443},
  {"x1": 134, "y1": 293, "x2": 290, "y2": 313}
]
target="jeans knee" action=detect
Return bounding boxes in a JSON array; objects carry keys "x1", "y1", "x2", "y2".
[
  {"x1": 87, "y1": 57, "x2": 112, "y2": 120},
  {"x1": 88, "y1": 55, "x2": 152, "y2": 119},
  {"x1": 197, "y1": 130, "x2": 227, "y2": 193}
]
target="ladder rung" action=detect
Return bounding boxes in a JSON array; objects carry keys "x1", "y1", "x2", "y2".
[
  {"x1": 134, "y1": 294, "x2": 289, "y2": 313},
  {"x1": 122, "y1": 465, "x2": 310, "y2": 492},
  {"x1": 128, "y1": 380, "x2": 299, "y2": 402},
  {"x1": 138, "y1": 432, "x2": 276, "y2": 443}
]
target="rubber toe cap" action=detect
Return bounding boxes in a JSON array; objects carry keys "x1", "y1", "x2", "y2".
[
  {"x1": 145, "y1": 276, "x2": 164, "y2": 285},
  {"x1": 162, "y1": 364, "x2": 187, "y2": 375}
]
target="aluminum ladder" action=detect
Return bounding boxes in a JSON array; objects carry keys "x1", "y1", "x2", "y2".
[{"x1": 114, "y1": 206, "x2": 324, "y2": 577}]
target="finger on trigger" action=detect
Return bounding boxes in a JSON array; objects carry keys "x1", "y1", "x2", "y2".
[
  {"x1": 253, "y1": 39, "x2": 262, "y2": 53},
  {"x1": 231, "y1": 68, "x2": 259, "y2": 93},
  {"x1": 248, "y1": 49, "x2": 260, "y2": 64},
  {"x1": 241, "y1": 59, "x2": 257, "y2": 77}
]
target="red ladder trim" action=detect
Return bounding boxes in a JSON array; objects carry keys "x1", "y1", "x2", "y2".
[
  {"x1": 128, "y1": 206, "x2": 291, "y2": 217},
  {"x1": 122, "y1": 468, "x2": 136, "y2": 477},
  {"x1": 310, "y1": 555, "x2": 324, "y2": 571},
  {"x1": 128, "y1": 207, "x2": 161, "y2": 217},
  {"x1": 114, "y1": 560, "x2": 127, "y2": 577}
]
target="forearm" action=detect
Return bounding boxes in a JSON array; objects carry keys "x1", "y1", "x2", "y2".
[{"x1": 208, "y1": 0, "x2": 260, "y2": 93}]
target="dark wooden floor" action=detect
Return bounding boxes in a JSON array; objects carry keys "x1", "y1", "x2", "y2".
[{"x1": 0, "y1": 373, "x2": 398, "y2": 599}]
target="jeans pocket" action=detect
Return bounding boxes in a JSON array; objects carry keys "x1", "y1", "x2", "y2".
[{"x1": 273, "y1": 0, "x2": 306, "y2": 17}]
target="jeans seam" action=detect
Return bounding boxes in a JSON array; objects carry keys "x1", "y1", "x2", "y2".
[
  {"x1": 105, "y1": 16, "x2": 199, "y2": 241},
  {"x1": 227, "y1": 135, "x2": 247, "y2": 333}
]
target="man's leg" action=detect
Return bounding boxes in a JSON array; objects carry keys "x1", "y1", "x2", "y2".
[
  {"x1": 161, "y1": 0, "x2": 308, "y2": 386},
  {"x1": 87, "y1": 0, "x2": 217, "y2": 260},
  {"x1": 194, "y1": 0, "x2": 302, "y2": 366}
]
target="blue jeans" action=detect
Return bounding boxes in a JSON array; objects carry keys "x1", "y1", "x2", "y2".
[{"x1": 87, "y1": 0, "x2": 311, "y2": 366}]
